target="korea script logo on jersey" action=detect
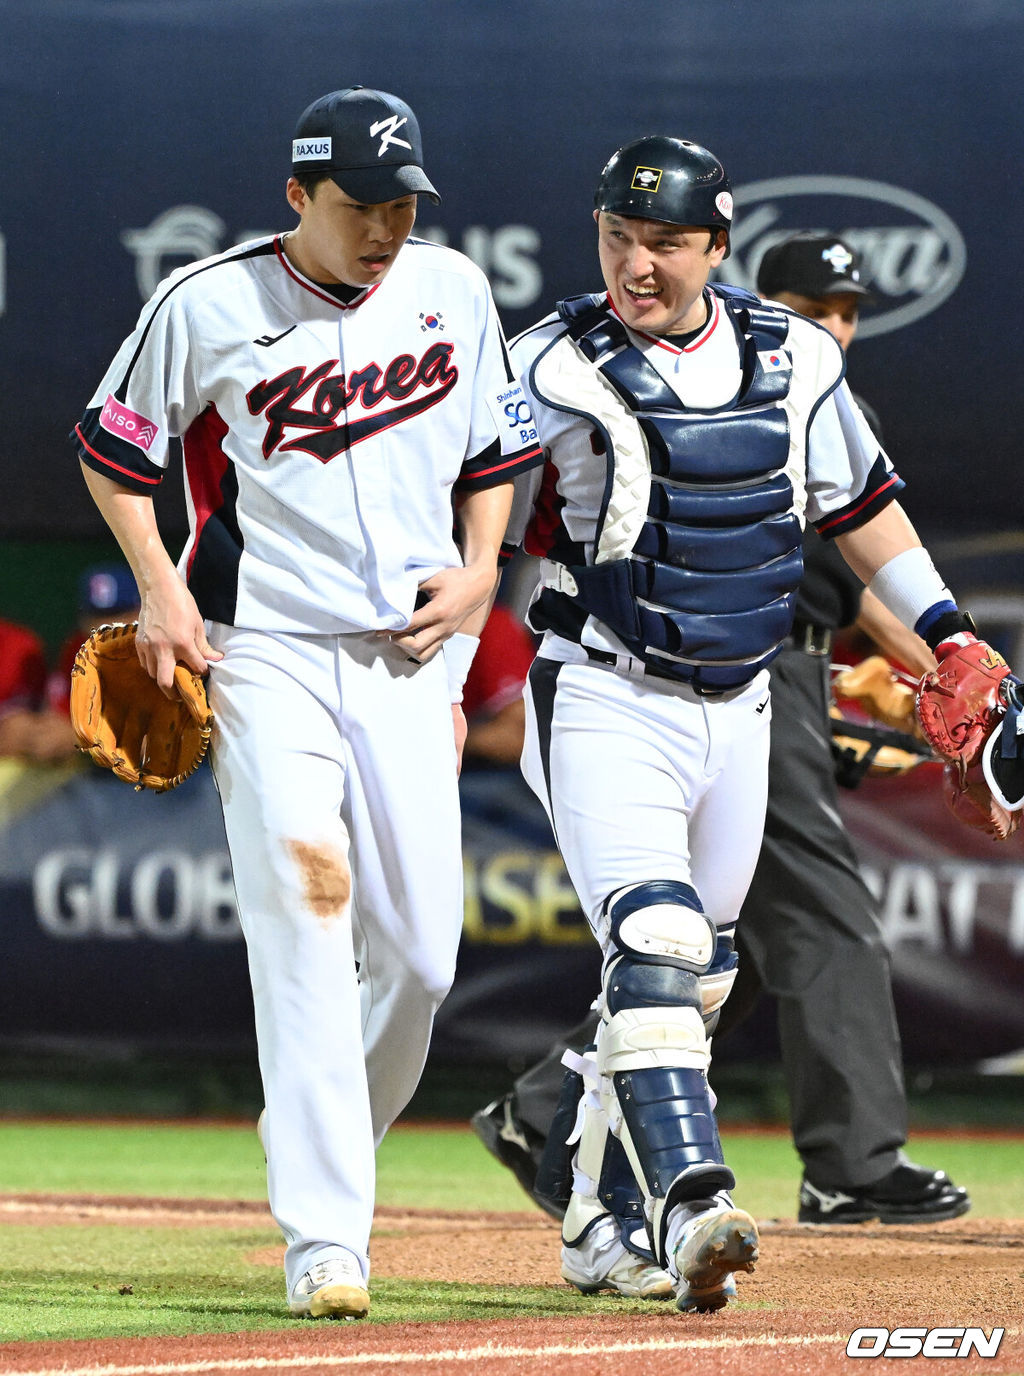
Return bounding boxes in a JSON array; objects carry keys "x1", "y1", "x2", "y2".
[{"x1": 246, "y1": 342, "x2": 459, "y2": 463}]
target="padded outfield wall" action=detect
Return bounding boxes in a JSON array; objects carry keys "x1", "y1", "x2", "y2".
[{"x1": 1, "y1": 0, "x2": 1023, "y2": 544}]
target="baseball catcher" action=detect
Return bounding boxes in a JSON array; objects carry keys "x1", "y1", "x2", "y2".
[{"x1": 69, "y1": 621, "x2": 213, "y2": 792}]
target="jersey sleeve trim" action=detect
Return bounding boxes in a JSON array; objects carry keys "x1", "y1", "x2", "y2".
[
  {"x1": 814, "y1": 456, "x2": 905, "y2": 539},
  {"x1": 75, "y1": 423, "x2": 163, "y2": 491},
  {"x1": 455, "y1": 442, "x2": 545, "y2": 492},
  {"x1": 498, "y1": 540, "x2": 519, "y2": 568}
]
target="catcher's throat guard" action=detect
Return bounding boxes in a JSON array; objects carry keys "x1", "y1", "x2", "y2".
[{"x1": 69, "y1": 621, "x2": 213, "y2": 792}]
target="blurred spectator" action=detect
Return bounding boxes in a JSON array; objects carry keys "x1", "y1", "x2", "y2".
[
  {"x1": 0, "y1": 618, "x2": 75, "y2": 762},
  {"x1": 461, "y1": 602, "x2": 535, "y2": 766},
  {"x1": 46, "y1": 564, "x2": 141, "y2": 715},
  {"x1": 0, "y1": 563, "x2": 140, "y2": 764}
]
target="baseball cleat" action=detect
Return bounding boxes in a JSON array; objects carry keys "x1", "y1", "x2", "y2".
[
  {"x1": 561, "y1": 1247, "x2": 674, "y2": 1299},
  {"x1": 670, "y1": 1201, "x2": 758, "y2": 1313},
  {"x1": 288, "y1": 1256, "x2": 369, "y2": 1320},
  {"x1": 798, "y1": 1159, "x2": 971, "y2": 1225},
  {"x1": 471, "y1": 1095, "x2": 564, "y2": 1220},
  {"x1": 561, "y1": 1211, "x2": 673, "y2": 1299}
]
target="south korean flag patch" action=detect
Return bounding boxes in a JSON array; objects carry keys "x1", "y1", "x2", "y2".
[
  {"x1": 757, "y1": 350, "x2": 790, "y2": 372},
  {"x1": 748, "y1": 346, "x2": 793, "y2": 402}
]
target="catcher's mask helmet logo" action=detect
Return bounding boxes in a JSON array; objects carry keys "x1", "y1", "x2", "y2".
[
  {"x1": 631, "y1": 166, "x2": 663, "y2": 192},
  {"x1": 370, "y1": 114, "x2": 412, "y2": 157}
]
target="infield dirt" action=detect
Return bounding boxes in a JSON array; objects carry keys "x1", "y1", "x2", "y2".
[{"x1": 0, "y1": 1197, "x2": 1021, "y2": 1375}]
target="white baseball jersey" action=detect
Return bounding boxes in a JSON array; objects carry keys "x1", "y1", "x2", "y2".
[{"x1": 76, "y1": 234, "x2": 543, "y2": 633}]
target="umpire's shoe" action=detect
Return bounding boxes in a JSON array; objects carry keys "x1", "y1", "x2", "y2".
[
  {"x1": 471, "y1": 1095, "x2": 563, "y2": 1220},
  {"x1": 798, "y1": 1159, "x2": 971, "y2": 1225}
]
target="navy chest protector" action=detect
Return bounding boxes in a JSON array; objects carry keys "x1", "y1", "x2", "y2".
[{"x1": 537, "y1": 286, "x2": 803, "y2": 690}]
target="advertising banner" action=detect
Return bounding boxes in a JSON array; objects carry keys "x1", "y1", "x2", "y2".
[{"x1": 2, "y1": 758, "x2": 1022, "y2": 1069}]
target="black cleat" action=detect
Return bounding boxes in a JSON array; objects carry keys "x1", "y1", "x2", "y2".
[
  {"x1": 471, "y1": 1095, "x2": 564, "y2": 1220},
  {"x1": 798, "y1": 1160, "x2": 971, "y2": 1225}
]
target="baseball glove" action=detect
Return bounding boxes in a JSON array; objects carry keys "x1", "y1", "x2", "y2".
[
  {"x1": 943, "y1": 756, "x2": 1020, "y2": 840},
  {"x1": 833, "y1": 655, "x2": 921, "y2": 735},
  {"x1": 915, "y1": 635, "x2": 1010, "y2": 767},
  {"x1": 830, "y1": 709, "x2": 934, "y2": 790},
  {"x1": 69, "y1": 621, "x2": 213, "y2": 792}
]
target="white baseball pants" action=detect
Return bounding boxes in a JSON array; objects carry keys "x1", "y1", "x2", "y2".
[
  {"x1": 522, "y1": 653, "x2": 772, "y2": 946},
  {"x1": 206, "y1": 625, "x2": 463, "y2": 1293}
]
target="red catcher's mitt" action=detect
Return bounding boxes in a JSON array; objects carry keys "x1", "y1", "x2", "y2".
[
  {"x1": 915, "y1": 637, "x2": 1010, "y2": 766},
  {"x1": 69, "y1": 621, "x2": 213, "y2": 792},
  {"x1": 943, "y1": 758, "x2": 1020, "y2": 841}
]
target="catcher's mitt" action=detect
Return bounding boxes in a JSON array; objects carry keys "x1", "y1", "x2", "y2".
[
  {"x1": 69, "y1": 621, "x2": 213, "y2": 792},
  {"x1": 943, "y1": 757, "x2": 1020, "y2": 840},
  {"x1": 915, "y1": 635, "x2": 1010, "y2": 766}
]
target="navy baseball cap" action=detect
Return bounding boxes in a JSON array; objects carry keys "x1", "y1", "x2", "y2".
[
  {"x1": 78, "y1": 564, "x2": 140, "y2": 616},
  {"x1": 291, "y1": 87, "x2": 440, "y2": 205},
  {"x1": 757, "y1": 233, "x2": 872, "y2": 300}
]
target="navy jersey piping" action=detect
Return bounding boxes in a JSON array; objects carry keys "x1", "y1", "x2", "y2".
[{"x1": 114, "y1": 240, "x2": 278, "y2": 404}]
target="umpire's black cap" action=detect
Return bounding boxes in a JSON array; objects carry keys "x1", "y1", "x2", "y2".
[
  {"x1": 757, "y1": 233, "x2": 872, "y2": 300},
  {"x1": 291, "y1": 87, "x2": 440, "y2": 204}
]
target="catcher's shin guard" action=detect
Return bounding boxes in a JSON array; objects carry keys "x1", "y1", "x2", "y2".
[
  {"x1": 700, "y1": 926, "x2": 738, "y2": 1035},
  {"x1": 599, "y1": 881, "x2": 735, "y2": 1266},
  {"x1": 560, "y1": 1054, "x2": 658, "y2": 1266}
]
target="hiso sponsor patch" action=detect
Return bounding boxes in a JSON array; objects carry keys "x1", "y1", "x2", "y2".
[{"x1": 100, "y1": 394, "x2": 160, "y2": 453}]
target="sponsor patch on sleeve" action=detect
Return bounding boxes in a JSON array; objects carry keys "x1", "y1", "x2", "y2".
[
  {"x1": 490, "y1": 381, "x2": 538, "y2": 450},
  {"x1": 99, "y1": 394, "x2": 161, "y2": 453}
]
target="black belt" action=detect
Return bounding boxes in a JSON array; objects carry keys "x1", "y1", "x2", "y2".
[
  {"x1": 787, "y1": 620, "x2": 833, "y2": 656},
  {"x1": 582, "y1": 646, "x2": 734, "y2": 698}
]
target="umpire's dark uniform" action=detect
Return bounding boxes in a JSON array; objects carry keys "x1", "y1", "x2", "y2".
[{"x1": 724, "y1": 528, "x2": 906, "y2": 1190}]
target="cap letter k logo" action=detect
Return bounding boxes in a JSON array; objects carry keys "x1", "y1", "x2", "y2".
[{"x1": 370, "y1": 115, "x2": 413, "y2": 158}]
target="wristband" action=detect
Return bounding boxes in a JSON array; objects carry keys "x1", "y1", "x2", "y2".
[
  {"x1": 444, "y1": 632, "x2": 480, "y2": 705},
  {"x1": 866, "y1": 548, "x2": 956, "y2": 640},
  {"x1": 921, "y1": 610, "x2": 977, "y2": 653}
]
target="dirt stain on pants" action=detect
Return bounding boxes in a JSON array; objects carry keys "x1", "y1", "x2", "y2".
[{"x1": 286, "y1": 840, "x2": 351, "y2": 927}]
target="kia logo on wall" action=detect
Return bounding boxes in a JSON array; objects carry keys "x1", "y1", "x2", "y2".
[{"x1": 721, "y1": 176, "x2": 967, "y2": 339}]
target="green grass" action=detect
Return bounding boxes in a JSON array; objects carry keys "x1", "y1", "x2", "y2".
[{"x1": 0, "y1": 1121, "x2": 1021, "y2": 1342}]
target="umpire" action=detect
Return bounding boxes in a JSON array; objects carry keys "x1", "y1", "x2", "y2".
[{"x1": 474, "y1": 233, "x2": 970, "y2": 1227}]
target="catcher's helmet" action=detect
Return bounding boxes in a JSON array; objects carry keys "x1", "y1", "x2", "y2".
[{"x1": 594, "y1": 136, "x2": 733, "y2": 256}]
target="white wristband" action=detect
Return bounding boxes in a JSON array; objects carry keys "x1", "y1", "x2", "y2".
[
  {"x1": 867, "y1": 547, "x2": 954, "y2": 633},
  {"x1": 444, "y1": 632, "x2": 480, "y2": 705}
]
